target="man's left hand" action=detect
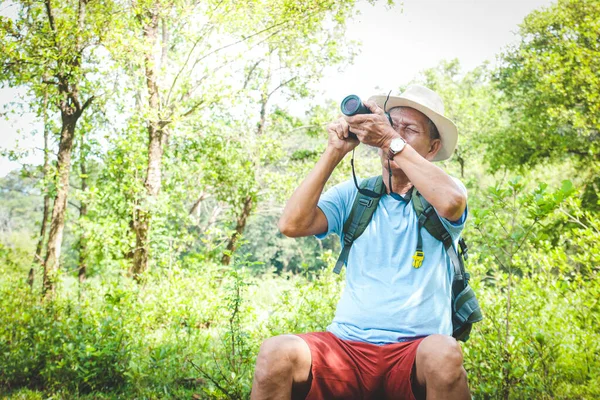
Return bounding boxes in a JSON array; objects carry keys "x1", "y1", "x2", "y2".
[{"x1": 343, "y1": 101, "x2": 398, "y2": 149}]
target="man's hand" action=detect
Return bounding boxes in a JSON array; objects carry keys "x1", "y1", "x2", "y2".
[
  {"x1": 344, "y1": 101, "x2": 398, "y2": 149},
  {"x1": 327, "y1": 117, "x2": 359, "y2": 155}
]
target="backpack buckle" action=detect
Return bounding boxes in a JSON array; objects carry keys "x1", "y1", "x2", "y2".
[
  {"x1": 359, "y1": 198, "x2": 373, "y2": 208},
  {"x1": 423, "y1": 205, "x2": 436, "y2": 218},
  {"x1": 441, "y1": 231, "x2": 451, "y2": 243},
  {"x1": 412, "y1": 251, "x2": 424, "y2": 268}
]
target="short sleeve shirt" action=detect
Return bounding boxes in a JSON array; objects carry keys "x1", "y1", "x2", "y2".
[{"x1": 316, "y1": 178, "x2": 467, "y2": 344}]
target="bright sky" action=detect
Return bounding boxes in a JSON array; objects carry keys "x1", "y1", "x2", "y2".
[
  {"x1": 0, "y1": 0, "x2": 555, "y2": 177},
  {"x1": 320, "y1": 0, "x2": 553, "y2": 100}
]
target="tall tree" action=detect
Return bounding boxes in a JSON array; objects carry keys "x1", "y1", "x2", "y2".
[
  {"x1": 121, "y1": 0, "x2": 237, "y2": 279},
  {"x1": 28, "y1": 86, "x2": 52, "y2": 288},
  {"x1": 215, "y1": 1, "x2": 361, "y2": 264},
  {"x1": 111, "y1": 0, "x2": 365, "y2": 277},
  {"x1": 492, "y1": 0, "x2": 600, "y2": 170},
  {"x1": 410, "y1": 60, "x2": 502, "y2": 179},
  {"x1": 0, "y1": 0, "x2": 115, "y2": 296},
  {"x1": 77, "y1": 140, "x2": 89, "y2": 283}
]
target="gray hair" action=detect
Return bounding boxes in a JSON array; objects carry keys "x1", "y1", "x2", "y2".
[{"x1": 426, "y1": 118, "x2": 440, "y2": 141}]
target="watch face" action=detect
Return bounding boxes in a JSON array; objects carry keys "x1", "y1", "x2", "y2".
[{"x1": 391, "y1": 138, "x2": 405, "y2": 152}]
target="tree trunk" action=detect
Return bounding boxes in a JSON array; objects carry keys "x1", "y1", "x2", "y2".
[
  {"x1": 77, "y1": 156, "x2": 87, "y2": 283},
  {"x1": 31, "y1": 192, "x2": 50, "y2": 287},
  {"x1": 29, "y1": 89, "x2": 51, "y2": 288},
  {"x1": 131, "y1": 7, "x2": 163, "y2": 280},
  {"x1": 41, "y1": 0, "x2": 92, "y2": 298},
  {"x1": 220, "y1": 68, "x2": 271, "y2": 266},
  {"x1": 221, "y1": 195, "x2": 253, "y2": 265},
  {"x1": 456, "y1": 149, "x2": 465, "y2": 178},
  {"x1": 131, "y1": 209, "x2": 150, "y2": 280},
  {"x1": 42, "y1": 114, "x2": 78, "y2": 297}
]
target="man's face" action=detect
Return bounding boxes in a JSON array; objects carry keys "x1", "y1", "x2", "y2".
[{"x1": 379, "y1": 106, "x2": 441, "y2": 167}]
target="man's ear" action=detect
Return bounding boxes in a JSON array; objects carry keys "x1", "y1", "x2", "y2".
[{"x1": 426, "y1": 138, "x2": 442, "y2": 161}]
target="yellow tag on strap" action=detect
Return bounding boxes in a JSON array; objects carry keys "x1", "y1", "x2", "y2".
[{"x1": 412, "y1": 251, "x2": 424, "y2": 268}]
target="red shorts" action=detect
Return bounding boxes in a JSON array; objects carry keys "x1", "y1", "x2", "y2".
[{"x1": 296, "y1": 331, "x2": 425, "y2": 400}]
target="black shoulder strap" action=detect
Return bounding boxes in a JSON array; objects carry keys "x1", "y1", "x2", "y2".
[{"x1": 333, "y1": 176, "x2": 384, "y2": 274}]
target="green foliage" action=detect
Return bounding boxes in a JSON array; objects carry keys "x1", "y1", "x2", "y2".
[
  {"x1": 409, "y1": 59, "x2": 502, "y2": 178},
  {"x1": 465, "y1": 260, "x2": 600, "y2": 399},
  {"x1": 188, "y1": 265, "x2": 258, "y2": 399},
  {"x1": 0, "y1": 279, "x2": 132, "y2": 393},
  {"x1": 491, "y1": 0, "x2": 600, "y2": 170},
  {"x1": 0, "y1": 255, "x2": 339, "y2": 399},
  {"x1": 2, "y1": 195, "x2": 599, "y2": 398},
  {"x1": 2, "y1": 0, "x2": 600, "y2": 398},
  {"x1": 0, "y1": 0, "x2": 117, "y2": 110},
  {"x1": 471, "y1": 176, "x2": 576, "y2": 275},
  {"x1": 463, "y1": 176, "x2": 600, "y2": 399},
  {"x1": 238, "y1": 213, "x2": 337, "y2": 274}
]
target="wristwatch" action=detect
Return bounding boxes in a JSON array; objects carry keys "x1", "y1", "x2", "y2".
[{"x1": 388, "y1": 137, "x2": 407, "y2": 160}]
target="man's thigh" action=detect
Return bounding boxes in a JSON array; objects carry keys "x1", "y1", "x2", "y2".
[{"x1": 295, "y1": 332, "x2": 381, "y2": 400}]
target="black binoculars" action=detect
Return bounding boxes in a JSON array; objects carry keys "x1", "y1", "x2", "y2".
[
  {"x1": 340, "y1": 95, "x2": 370, "y2": 116},
  {"x1": 340, "y1": 95, "x2": 371, "y2": 140}
]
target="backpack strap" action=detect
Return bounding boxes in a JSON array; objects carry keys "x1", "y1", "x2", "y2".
[
  {"x1": 411, "y1": 190, "x2": 483, "y2": 341},
  {"x1": 411, "y1": 190, "x2": 464, "y2": 279},
  {"x1": 333, "y1": 176, "x2": 385, "y2": 274}
]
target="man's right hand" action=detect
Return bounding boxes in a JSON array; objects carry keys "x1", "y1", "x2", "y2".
[{"x1": 327, "y1": 117, "x2": 359, "y2": 154}]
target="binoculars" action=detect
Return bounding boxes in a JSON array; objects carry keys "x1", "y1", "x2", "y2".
[
  {"x1": 341, "y1": 95, "x2": 370, "y2": 116},
  {"x1": 340, "y1": 95, "x2": 371, "y2": 140}
]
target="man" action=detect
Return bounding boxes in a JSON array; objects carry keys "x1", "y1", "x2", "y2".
[{"x1": 251, "y1": 85, "x2": 470, "y2": 400}]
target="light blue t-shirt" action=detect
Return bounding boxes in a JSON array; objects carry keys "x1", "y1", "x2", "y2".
[{"x1": 316, "y1": 179, "x2": 467, "y2": 345}]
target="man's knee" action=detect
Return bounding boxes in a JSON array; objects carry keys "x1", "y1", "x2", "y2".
[
  {"x1": 416, "y1": 334, "x2": 466, "y2": 388},
  {"x1": 254, "y1": 335, "x2": 311, "y2": 386}
]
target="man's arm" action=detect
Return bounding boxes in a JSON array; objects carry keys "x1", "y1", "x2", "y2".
[
  {"x1": 389, "y1": 145, "x2": 466, "y2": 221},
  {"x1": 278, "y1": 119, "x2": 358, "y2": 237}
]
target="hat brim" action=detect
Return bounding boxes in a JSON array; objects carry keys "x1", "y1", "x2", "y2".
[{"x1": 368, "y1": 95, "x2": 458, "y2": 161}]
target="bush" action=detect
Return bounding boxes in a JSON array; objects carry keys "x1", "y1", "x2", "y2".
[
  {"x1": 0, "y1": 280, "x2": 133, "y2": 394},
  {"x1": 465, "y1": 260, "x2": 600, "y2": 399},
  {"x1": 1, "y1": 195, "x2": 598, "y2": 398}
]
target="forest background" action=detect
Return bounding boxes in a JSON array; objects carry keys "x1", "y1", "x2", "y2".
[{"x1": 0, "y1": 0, "x2": 598, "y2": 398}]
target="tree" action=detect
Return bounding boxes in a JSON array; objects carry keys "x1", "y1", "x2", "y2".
[
  {"x1": 471, "y1": 177, "x2": 575, "y2": 399},
  {"x1": 214, "y1": 1, "x2": 363, "y2": 265},
  {"x1": 409, "y1": 59, "x2": 502, "y2": 179},
  {"x1": 28, "y1": 87, "x2": 52, "y2": 288},
  {"x1": 0, "y1": 0, "x2": 116, "y2": 296},
  {"x1": 491, "y1": 0, "x2": 600, "y2": 171},
  {"x1": 112, "y1": 0, "x2": 258, "y2": 278},
  {"x1": 107, "y1": 0, "x2": 368, "y2": 277}
]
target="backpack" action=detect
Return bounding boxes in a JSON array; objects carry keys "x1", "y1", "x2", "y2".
[{"x1": 333, "y1": 175, "x2": 483, "y2": 342}]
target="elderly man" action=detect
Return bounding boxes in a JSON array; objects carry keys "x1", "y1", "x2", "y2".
[{"x1": 251, "y1": 85, "x2": 471, "y2": 400}]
